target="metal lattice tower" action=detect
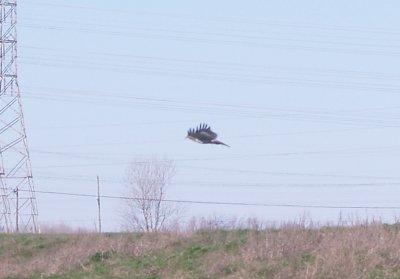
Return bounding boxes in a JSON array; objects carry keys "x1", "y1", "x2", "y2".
[{"x1": 0, "y1": 0, "x2": 38, "y2": 233}]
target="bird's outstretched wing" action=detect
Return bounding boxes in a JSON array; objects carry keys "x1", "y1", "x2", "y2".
[{"x1": 187, "y1": 123, "x2": 217, "y2": 141}]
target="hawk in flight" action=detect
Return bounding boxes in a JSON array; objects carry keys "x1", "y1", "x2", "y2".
[{"x1": 186, "y1": 123, "x2": 230, "y2": 147}]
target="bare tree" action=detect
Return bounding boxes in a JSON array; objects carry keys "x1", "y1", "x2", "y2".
[{"x1": 122, "y1": 159, "x2": 178, "y2": 232}]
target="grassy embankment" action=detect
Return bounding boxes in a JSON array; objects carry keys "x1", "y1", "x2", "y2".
[{"x1": 2, "y1": 222, "x2": 400, "y2": 278}]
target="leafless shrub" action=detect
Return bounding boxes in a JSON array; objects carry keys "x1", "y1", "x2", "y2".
[{"x1": 121, "y1": 159, "x2": 179, "y2": 232}]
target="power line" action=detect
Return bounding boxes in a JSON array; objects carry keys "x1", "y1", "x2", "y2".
[
  {"x1": 19, "y1": 55, "x2": 400, "y2": 94},
  {"x1": 28, "y1": 125, "x2": 396, "y2": 150},
  {"x1": 27, "y1": 153, "x2": 400, "y2": 180},
  {"x1": 181, "y1": 165, "x2": 400, "y2": 180},
  {"x1": 20, "y1": 21, "x2": 400, "y2": 58},
  {"x1": 23, "y1": 18, "x2": 400, "y2": 49},
  {"x1": 31, "y1": 157, "x2": 400, "y2": 178},
  {"x1": 19, "y1": 88, "x2": 400, "y2": 128},
  {"x1": 20, "y1": 65, "x2": 400, "y2": 104},
  {"x1": 19, "y1": 188, "x2": 400, "y2": 210},
  {"x1": 21, "y1": 20, "x2": 400, "y2": 52},
  {"x1": 23, "y1": 2, "x2": 400, "y2": 37},
  {"x1": 29, "y1": 144, "x2": 400, "y2": 166},
  {"x1": 20, "y1": 46, "x2": 400, "y2": 82},
  {"x1": 22, "y1": 85, "x2": 399, "y2": 117},
  {"x1": 32, "y1": 174, "x2": 400, "y2": 188}
]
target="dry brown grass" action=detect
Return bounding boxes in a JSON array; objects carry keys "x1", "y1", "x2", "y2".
[
  {"x1": 0, "y1": 231, "x2": 185, "y2": 278},
  {"x1": 1, "y1": 220, "x2": 400, "y2": 278}
]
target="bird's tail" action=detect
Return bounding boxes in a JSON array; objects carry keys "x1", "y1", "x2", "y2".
[{"x1": 212, "y1": 140, "x2": 230, "y2": 147}]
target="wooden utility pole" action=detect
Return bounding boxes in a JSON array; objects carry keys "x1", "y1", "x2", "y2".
[
  {"x1": 15, "y1": 187, "x2": 19, "y2": 233},
  {"x1": 97, "y1": 176, "x2": 102, "y2": 233}
]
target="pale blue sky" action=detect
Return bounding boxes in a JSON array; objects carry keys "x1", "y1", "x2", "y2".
[{"x1": 17, "y1": 0, "x2": 400, "y2": 231}]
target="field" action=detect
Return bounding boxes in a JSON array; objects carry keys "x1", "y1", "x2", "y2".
[{"x1": 2, "y1": 221, "x2": 400, "y2": 279}]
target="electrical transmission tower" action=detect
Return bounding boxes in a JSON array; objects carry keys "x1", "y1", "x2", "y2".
[{"x1": 0, "y1": 0, "x2": 38, "y2": 233}]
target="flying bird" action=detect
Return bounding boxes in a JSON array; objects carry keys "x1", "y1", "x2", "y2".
[{"x1": 186, "y1": 123, "x2": 230, "y2": 147}]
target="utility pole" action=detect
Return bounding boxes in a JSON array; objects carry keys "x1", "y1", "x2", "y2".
[
  {"x1": 0, "y1": 154, "x2": 9, "y2": 232},
  {"x1": 15, "y1": 187, "x2": 18, "y2": 232},
  {"x1": 97, "y1": 176, "x2": 101, "y2": 233},
  {"x1": 0, "y1": 0, "x2": 38, "y2": 233}
]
